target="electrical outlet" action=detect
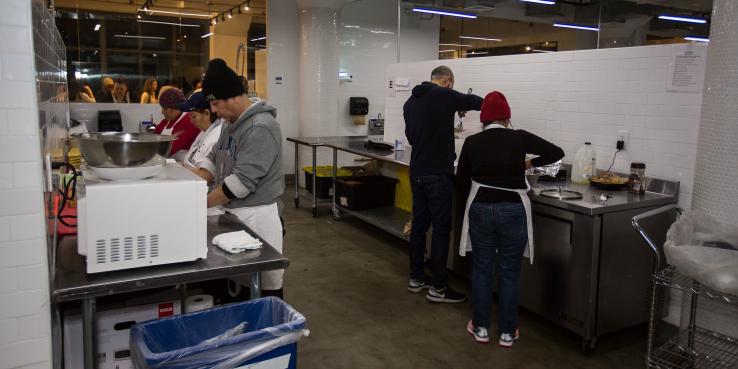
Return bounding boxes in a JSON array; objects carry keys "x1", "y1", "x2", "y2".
[{"x1": 617, "y1": 130, "x2": 629, "y2": 150}]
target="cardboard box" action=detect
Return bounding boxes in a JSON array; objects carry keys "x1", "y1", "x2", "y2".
[{"x1": 63, "y1": 300, "x2": 181, "y2": 369}]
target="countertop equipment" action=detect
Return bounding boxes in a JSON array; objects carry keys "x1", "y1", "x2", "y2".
[
  {"x1": 539, "y1": 187, "x2": 583, "y2": 200},
  {"x1": 76, "y1": 163, "x2": 208, "y2": 273},
  {"x1": 71, "y1": 132, "x2": 172, "y2": 168}
]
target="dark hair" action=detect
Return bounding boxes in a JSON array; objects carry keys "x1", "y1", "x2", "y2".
[
  {"x1": 431, "y1": 66, "x2": 454, "y2": 80},
  {"x1": 196, "y1": 109, "x2": 218, "y2": 123},
  {"x1": 114, "y1": 77, "x2": 128, "y2": 87},
  {"x1": 238, "y1": 76, "x2": 249, "y2": 93}
]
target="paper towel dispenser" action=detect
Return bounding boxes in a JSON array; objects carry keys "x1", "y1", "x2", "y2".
[
  {"x1": 349, "y1": 97, "x2": 369, "y2": 116},
  {"x1": 98, "y1": 110, "x2": 122, "y2": 132}
]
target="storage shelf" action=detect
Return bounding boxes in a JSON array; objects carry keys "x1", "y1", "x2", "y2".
[
  {"x1": 296, "y1": 188, "x2": 333, "y2": 206},
  {"x1": 654, "y1": 267, "x2": 738, "y2": 305},
  {"x1": 649, "y1": 327, "x2": 738, "y2": 369},
  {"x1": 336, "y1": 205, "x2": 411, "y2": 242}
]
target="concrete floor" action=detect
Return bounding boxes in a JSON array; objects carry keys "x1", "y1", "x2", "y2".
[{"x1": 281, "y1": 192, "x2": 647, "y2": 369}]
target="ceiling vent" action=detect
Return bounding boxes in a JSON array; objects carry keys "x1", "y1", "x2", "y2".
[{"x1": 463, "y1": 0, "x2": 495, "y2": 11}]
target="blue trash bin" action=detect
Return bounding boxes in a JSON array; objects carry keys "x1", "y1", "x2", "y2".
[{"x1": 130, "y1": 297, "x2": 307, "y2": 369}]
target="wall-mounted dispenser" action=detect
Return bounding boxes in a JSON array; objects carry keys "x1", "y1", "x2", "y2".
[{"x1": 349, "y1": 97, "x2": 369, "y2": 125}]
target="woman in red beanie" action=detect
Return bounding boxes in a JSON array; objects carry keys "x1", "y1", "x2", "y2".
[
  {"x1": 154, "y1": 87, "x2": 200, "y2": 161},
  {"x1": 457, "y1": 91, "x2": 564, "y2": 347}
]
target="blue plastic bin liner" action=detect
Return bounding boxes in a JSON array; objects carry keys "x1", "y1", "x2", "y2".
[{"x1": 130, "y1": 297, "x2": 307, "y2": 369}]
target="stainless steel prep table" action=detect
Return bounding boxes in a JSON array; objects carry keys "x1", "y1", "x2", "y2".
[
  {"x1": 287, "y1": 135, "x2": 412, "y2": 238},
  {"x1": 52, "y1": 214, "x2": 289, "y2": 369},
  {"x1": 286, "y1": 136, "x2": 368, "y2": 217}
]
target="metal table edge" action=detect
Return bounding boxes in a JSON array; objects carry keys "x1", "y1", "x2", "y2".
[{"x1": 52, "y1": 257, "x2": 289, "y2": 302}]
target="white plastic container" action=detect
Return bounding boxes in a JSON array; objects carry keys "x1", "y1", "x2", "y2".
[{"x1": 571, "y1": 142, "x2": 596, "y2": 184}]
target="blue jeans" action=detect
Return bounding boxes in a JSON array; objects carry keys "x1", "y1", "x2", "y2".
[
  {"x1": 469, "y1": 201, "x2": 528, "y2": 333},
  {"x1": 409, "y1": 174, "x2": 453, "y2": 288}
]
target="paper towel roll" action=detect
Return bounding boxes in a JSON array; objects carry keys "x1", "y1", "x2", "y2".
[
  {"x1": 185, "y1": 294, "x2": 214, "y2": 313},
  {"x1": 353, "y1": 116, "x2": 366, "y2": 125}
]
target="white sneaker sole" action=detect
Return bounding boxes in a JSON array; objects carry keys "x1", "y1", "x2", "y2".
[
  {"x1": 498, "y1": 340, "x2": 513, "y2": 348},
  {"x1": 467, "y1": 324, "x2": 490, "y2": 344},
  {"x1": 426, "y1": 294, "x2": 466, "y2": 303},
  {"x1": 407, "y1": 285, "x2": 429, "y2": 293}
]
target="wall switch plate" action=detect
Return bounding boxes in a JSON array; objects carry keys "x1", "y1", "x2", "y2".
[{"x1": 617, "y1": 130, "x2": 630, "y2": 150}]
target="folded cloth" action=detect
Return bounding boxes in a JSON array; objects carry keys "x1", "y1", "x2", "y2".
[{"x1": 212, "y1": 230, "x2": 262, "y2": 253}]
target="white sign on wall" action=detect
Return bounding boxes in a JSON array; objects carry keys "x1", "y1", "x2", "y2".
[{"x1": 667, "y1": 46, "x2": 707, "y2": 93}]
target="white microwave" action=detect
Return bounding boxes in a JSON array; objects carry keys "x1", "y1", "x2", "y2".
[{"x1": 76, "y1": 163, "x2": 208, "y2": 273}]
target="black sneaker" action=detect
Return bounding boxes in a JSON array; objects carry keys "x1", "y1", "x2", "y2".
[
  {"x1": 426, "y1": 286, "x2": 466, "y2": 303},
  {"x1": 407, "y1": 276, "x2": 431, "y2": 293}
]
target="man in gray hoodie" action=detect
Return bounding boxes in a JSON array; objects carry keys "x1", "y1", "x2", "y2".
[{"x1": 193, "y1": 58, "x2": 285, "y2": 298}]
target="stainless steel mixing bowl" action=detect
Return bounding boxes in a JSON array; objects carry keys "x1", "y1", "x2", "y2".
[{"x1": 71, "y1": 132, "x2": 173, "y2": 168}]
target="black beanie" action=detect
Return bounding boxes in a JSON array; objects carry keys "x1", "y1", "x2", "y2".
[{"x1": 202, "y1": 58, "x2": 245, "y2": 101}]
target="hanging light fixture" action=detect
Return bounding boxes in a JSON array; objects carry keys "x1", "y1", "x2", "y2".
[
  {"x1": 227, "y1": 10, "x2": 233, "y2": 19},
  {"x1": 243, "y1": 1, "x2": 250, "y2": 11}
]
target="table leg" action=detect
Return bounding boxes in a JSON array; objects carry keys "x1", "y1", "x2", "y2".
[
  {"x1": 311, "y1": 146, "x2": 318, "y2": 217},
  {"x1": 294, "y1": 142, "x2": 299, "y2": 208},
  {"x1": 332, "y1": 148, "x2": 342, "y2": 220},
  {"x1": 82, "y1": 297, "x2": 98, "y2": 369},
  {"x1": 250, "y1": 272, "x2": 262, "y2": 299}
]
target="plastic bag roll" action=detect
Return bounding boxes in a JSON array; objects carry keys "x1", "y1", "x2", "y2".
[{"x1": 185, "y1": 294, "x2": 214, "y2": 313}]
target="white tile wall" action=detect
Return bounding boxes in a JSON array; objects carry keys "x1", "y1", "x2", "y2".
[
  {"x1": 384, "y1": 44, "x2": 707, "y2": 209},
  {"x1": 0, "y1": 1, "x2": 53, "y2": 368}
]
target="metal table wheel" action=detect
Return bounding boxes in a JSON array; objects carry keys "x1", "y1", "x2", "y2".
[{"x1": 332, "y1": 206, "x2": 343, "y2": 221}]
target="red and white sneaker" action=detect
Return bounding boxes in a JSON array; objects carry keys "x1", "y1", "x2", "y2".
[
  {"x1": 498, "y1": 329, "x2": 520, "y2": 348},
  {"x1": 466, "y1": 321, "x2": 490, "y2": 344}
]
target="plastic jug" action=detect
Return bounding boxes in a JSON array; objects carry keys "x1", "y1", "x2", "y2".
[{"x1": 571, "y1": 142, "x2": 596, "y2": 184}]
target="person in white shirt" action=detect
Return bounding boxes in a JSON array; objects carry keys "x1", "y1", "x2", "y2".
[{"x1": 177, "y1": 91, "x2": 223, "y2": 170}]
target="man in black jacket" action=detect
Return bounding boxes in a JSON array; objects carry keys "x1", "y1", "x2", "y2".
[{"x1": 403, "y1": 66, "x2": 483, "y2": 303}]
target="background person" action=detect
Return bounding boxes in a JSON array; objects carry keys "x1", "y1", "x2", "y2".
[
  {"x1": 178, "y1": 91, "x2": 223, "y2": 170},
  {"x1": 456, "y1": 91, "x2": 563, "y2": 347},
  {"x1": 140, "y1": 77, "x2": 158, "y2": 104},
  {"x1": 154, "y1": 87, "x2": 199, "y2": 161},
  {"x1": 95, "y1": 77, "x2": 114, "y2": 102}
]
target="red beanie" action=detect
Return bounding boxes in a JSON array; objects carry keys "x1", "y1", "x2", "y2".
[{"x1": 480, "y1": 91, "x2": 511, "y2": 122}]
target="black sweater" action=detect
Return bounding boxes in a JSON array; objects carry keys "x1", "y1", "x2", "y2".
[
  {"x1": 404, "y1": 82, "x2": 483, "y2": 177},
  {"x1": 456, "y1": 127, "x2": 564, "y2": 204}
]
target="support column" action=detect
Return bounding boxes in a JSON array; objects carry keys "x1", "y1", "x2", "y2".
[
  {"x1": 297, "y1": 0, "x2": 343, "y2": 138},
  {"x1": 693, "y1": 0, "x2": 738, "y2": 222}
]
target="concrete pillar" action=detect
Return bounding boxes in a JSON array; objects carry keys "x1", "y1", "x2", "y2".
[
  {"x1": 693, "y1": 0, "x2": 738, "y2": 222},
  {"x1": 297, "y1": 0, "x2": 343, "y2": 137}
]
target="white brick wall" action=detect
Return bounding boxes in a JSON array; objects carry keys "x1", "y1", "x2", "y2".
[
  {"x1": 384, "y1": 44, "x2": 707, "y2": 208},
  {"x1": 0, "y1": 0, "x2": 53, "y2": 368}
]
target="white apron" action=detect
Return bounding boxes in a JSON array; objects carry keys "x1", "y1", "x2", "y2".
[
  {"x1": 459, "y1": 180, "x2": 534, "y2": 263},
  {"x1": 160, "y1": 113, "x2": 188, "y2": 161},
  {"x1": 458, "y1": 124, "x2": 535, "y2": 263},
  {"x1": 226, "y1": 203, "x2": 284, "y2": 290}
]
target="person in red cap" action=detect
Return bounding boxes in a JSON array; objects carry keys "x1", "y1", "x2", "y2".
[
  {"x1": 457, "y1": 91, "x2": 563, "y2": 347},
  {"x1": 154, "y1": 87, "x2": 199, "y2": 161}
]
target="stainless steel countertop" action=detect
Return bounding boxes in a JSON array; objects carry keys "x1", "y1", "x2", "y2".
[
  {"x1": 530, "y1": 179, "x2": 678, "y2": 215},
  {"x1": 52, "y1": 214, "x2": 289, "y2": 302},
  {"x1": 287, "y1": 135, "x2": 679, "y2": 216}
]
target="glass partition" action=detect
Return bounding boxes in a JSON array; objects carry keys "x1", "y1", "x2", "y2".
[
  {"x1": 427, "y1": 0, "x2": 713, "y2": 60},
  {"x1": 56, "y1": 8, "x2": 210, "y2": 103}
]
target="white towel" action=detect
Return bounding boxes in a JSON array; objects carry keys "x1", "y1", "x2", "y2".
[{"x1": 212, "y1": 230, "x2": 263, "y2": 253}]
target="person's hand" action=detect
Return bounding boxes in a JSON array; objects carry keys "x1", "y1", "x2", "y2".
[
  {"x1": 457, "y1": 111, "x2": 467, "y2": 119},
  {"x1": 525, "y1": 159, "x2": 533, "y2": 170}
]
